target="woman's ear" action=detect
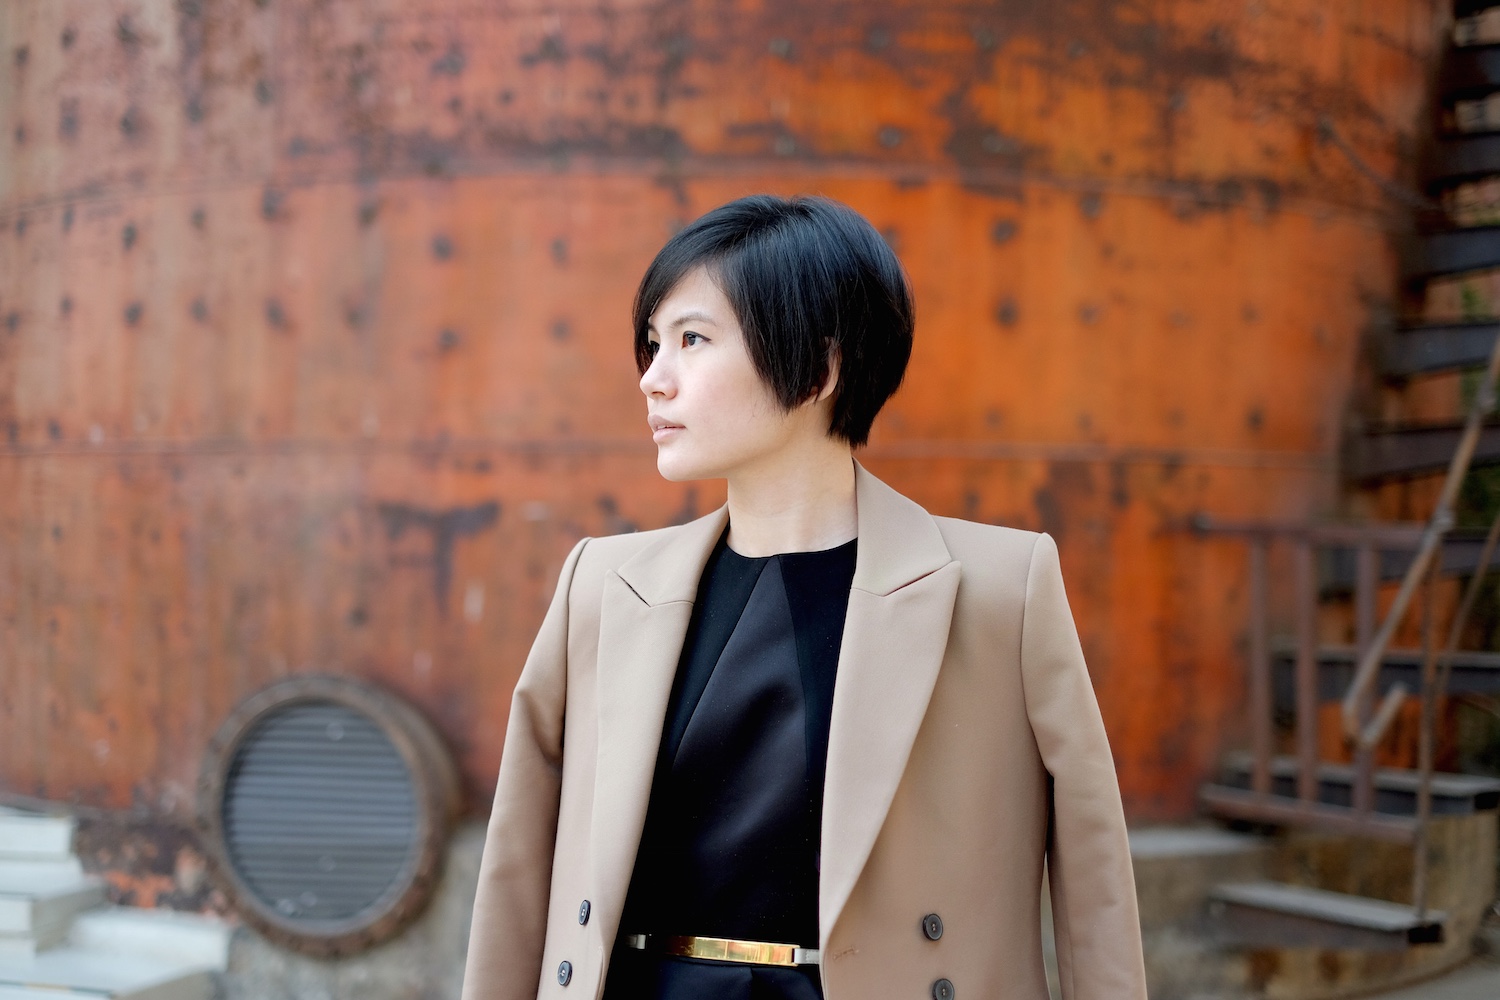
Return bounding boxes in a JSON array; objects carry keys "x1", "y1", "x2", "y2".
[{"x1": 815, "y1": 340, "x2": 841, "y2": 403}]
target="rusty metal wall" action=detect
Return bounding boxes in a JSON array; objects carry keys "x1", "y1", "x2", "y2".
[{"x1": 0, "y1": 0, "x2": 1443, "y2": 824}]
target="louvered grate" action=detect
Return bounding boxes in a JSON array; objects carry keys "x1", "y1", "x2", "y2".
[{"x1": 222, "y1": 701, "x2": 419, "y2": 923}]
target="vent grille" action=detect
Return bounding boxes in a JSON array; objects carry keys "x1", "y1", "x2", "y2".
[
  {"x1": 223, "y1": 702, "x2": 419, "y2": 922},
  {"x1": 200, "y1": 675, "x2": 459, "y2": 955}
]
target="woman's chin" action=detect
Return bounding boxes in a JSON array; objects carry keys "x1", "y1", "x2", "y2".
[{"x1": 655, "y1": 450, "x2": 715, "y2": 483}]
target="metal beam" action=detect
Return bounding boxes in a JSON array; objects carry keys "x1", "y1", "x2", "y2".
[
  {"x1": 1404, "y1": 227, "x2": 1500, "y2": 281},
  {"x1": 1379, "y1": 321, "x2": 1500, "y2": 377},
  {"x1": 1346, "y1": 421, "x2": 1500, "y2": 481}
]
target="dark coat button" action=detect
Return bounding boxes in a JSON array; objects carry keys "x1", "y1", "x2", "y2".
[
  {"x1": 557, "y1": 961, "x2": 573, "y2": 986},
  {"x1": 922, "y1": 913, "x2": 944, "y2": 941},
  {"x1": 578, "y1": 899, "x2": 591, "y2": 925},
  {"x1": 931, "y1": 978, "x2": 955, "y2": 1000}
]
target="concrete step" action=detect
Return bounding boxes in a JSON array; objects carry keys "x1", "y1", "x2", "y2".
[
  {"x1": 1208, "y1": 880, "x2": 1446, "y2": 951},
  {"x1": 1129, "y1": 826, "x2": 1268, "y2": 931},
  {"x1": 0, "y1": 810, "x2": 75, "y2": 863},
  {"x1": 0, "y1": 872, "x2": 106, "y2": 956},
  {"x1": 0, "y1": 859, "x2": 84, "y2": 883},
  {"x1": 0, "y1": 947, "x2": 212, "y2": 999},
  {"x1": 67, "y1": 908, "x2": 232, "y2": 970}
]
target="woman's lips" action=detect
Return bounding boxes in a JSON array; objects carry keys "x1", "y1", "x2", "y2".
[{"x1": 647, "y1": 413, "x2": 683, "y2": 442}]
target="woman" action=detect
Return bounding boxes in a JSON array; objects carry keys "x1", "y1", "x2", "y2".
[{"x1": 460, "y1": 195, "x2": 1146, "y2": 1000}]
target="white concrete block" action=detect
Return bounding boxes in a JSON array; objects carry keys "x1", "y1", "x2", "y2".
[
  {"x1": 0, "y1": 813, "x2": 75, "y2": 862},
  {"x1": 0, "y1": 946, "x2": 212, "y2": 999},
  {"x1": 69, "y1": 908, "x2": 233, "y2": 972},
  {"x1": 0, "y1": 874, "x2": 105, "y2": 939}
]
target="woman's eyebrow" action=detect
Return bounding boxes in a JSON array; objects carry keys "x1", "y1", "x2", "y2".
[{"x1": 648, "y1": 310, "x2": 719, "y2": 333}]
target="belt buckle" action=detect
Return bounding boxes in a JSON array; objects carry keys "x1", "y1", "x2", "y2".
[{"x1": 626, "y1": 933, "x2": 820, "y2": 967}]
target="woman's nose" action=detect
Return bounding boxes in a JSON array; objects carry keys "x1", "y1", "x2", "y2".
[{"x1": 640, "y1": 352, "x2": 673, "y2": 397}]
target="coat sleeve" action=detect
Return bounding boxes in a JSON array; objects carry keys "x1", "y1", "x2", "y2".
[
  {"x1": 1019, "y1": 531, "x2": 1147, "y2": 1000},
  {"x1": 460, "y1": 536, "x2": 590, "y2": 1000}
]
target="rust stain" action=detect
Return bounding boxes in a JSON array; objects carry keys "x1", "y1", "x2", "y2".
[
  {"x1": 378, "y1": 501, "x2": 501, "y2": 613},
  {"x1": 0, "y1": 0, "x2": 1439, "y2": 832}
]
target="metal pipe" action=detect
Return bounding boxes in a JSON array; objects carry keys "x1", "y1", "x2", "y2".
[
  {"x1": 1353, "y1": 544, "x2": 1378, "y2": 813},
  {"x1": 1412, "y1": 559, "x2": 1441, "y2": 919},
  {"x1": 1295, "y1": 541, "x2": 1319, "y2": 803},
  {"x1": 1435, "y1": 506, "x2": 1500, "y2": 709},
  {"x1": 1250, "y1": 539, "x2": 1272, "y2": 797},
  {"x1": 1358, "y1": 684, "x2": 1408, "y2": 751}
]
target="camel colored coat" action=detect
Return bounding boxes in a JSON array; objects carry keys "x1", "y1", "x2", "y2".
[{"x1": 460, "y1": 462, "x2": 1147, "y2": 1000}]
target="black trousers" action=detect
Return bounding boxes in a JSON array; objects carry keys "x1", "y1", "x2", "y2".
[{"x1": 602, "y1": 945, "x2": 824, "y2": 1000}]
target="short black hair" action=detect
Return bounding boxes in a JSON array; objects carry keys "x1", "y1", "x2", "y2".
[{"x1": 632, "y1": 194, "x2": 914, "y2": 448}]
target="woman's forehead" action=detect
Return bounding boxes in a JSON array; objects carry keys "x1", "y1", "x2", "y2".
[{"x1": 649, "y1": 270, "x2": 734, "y2": 329}]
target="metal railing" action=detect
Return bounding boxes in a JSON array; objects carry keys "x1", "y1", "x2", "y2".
[
  {"x1": 1192, "y1": 518, "x2": 1429, "y2": 840},
  {"x1": 1192, "y1": 318, "x2": 1500, "y2": 912}
]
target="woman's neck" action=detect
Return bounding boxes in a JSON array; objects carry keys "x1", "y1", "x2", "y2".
[{"x1": 724, "y1": 447, "x2": 857, "y2": 556}]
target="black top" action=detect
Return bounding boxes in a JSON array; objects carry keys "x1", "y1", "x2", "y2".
[{"x1": 603, "y1": 528, "x2": 858, "y2": 1000}]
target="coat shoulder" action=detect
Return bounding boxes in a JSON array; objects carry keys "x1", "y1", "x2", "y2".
[
  {"x1": 932, "y1": 514, "x2": 1042, "y2": 562},
  {"x1": 569, "y1": 523, "x2": 679, "y2": 582},
  {"x1": 931, "y1": 515, "x2": 1045, "y2": 595}
]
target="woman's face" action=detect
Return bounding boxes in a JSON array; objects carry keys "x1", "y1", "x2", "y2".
[{"x1": 640, "y1": 266, "x2": 822, "y2": 482}]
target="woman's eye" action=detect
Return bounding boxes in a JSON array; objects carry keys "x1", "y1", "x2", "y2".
[
  {"x1": 683, "y1": 332, "x2": 704, "y2": 346},
  {"x1": 646, "y1": 340, "x2": 661, "y2": 356}
]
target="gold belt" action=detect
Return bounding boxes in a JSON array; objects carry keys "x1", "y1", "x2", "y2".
[{"x1": 624, "y1": 933, "x2": 821, "y2": 967}]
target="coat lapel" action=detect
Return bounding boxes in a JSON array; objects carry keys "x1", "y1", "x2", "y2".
[
  {"x1": 586, "y1": 462, "x2": 960, "y2": 952},
  {"x1": 589, "y1": 505, "x2": 728, "y2": 940},
  {"x1": 819, "y1": 461, "x2": 960, "y2": 945}
]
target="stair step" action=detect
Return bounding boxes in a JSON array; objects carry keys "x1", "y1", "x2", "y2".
[
  {"x1": 0, "y1": 860, "x2": 84, "y2": 884},
  {"x1": 1128, "y1": 826, "x2": 1265, "y2": 860},
  {"x1": 1269, "y1": 645, "x2": 1500, "y2": 709},
  {"x1": 0, "y1": 811, "x2": 74, "y2": 863},
  {"x1": 1208, "y1": 881, "x2": 1445, "y2": 951},
  {"x1": 0, "y1": 873, "x2": 106, "y2": 953},
  {"x1": 1424, "y1": 134, "x2": 1500, "y2": 187},
  {"x1": 1319, "y1": 535, "x2": 1500, "y2": 587},
  {"x1": 1440, "y1": 44, "x2": 1500, "y2": 100},
  {"x1": 1379, "y1": 320, "x2": 1499, "y2": 377},
  {"x1": 67, "y1": 909, "x2": 231, "y2": 971},
  {"x1": 1403, "y1": 226, "x2": 1500, "y2": 281},
  {"x1": 1200, "y1": 784, "x2": 1419, "y2": 842},
  {"x1": 0, "y1": 947, "x2": 212, "y2": 1000},
  {"x1": 1216, "y1": 753, "x2": 1500, "y2": 816},
  {"x1": 1346, "y1": 420, "x2": 1500, "y2": 481}
]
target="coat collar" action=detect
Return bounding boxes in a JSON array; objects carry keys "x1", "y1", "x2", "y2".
[
  {"x1": 591, "y1": 459, "x2": 960, "y2": 953},
  {"x1": 614, "y1": 459, "x2": 953, "y2": 603}
]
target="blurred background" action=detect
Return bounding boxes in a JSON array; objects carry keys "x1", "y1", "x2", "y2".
[{"x1": 3, "y1": 0, "x2": 1500, "y2": 997}]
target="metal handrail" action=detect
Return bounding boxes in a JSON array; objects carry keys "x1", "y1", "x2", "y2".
[
  {"x1": 1412, "y1": 504, "x2": 1500, "y2": 917},
  {"x1": 1339, "y1": 330, "x2": 1500, "y2": 743}
]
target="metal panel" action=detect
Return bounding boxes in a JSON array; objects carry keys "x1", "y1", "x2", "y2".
[{"x1": 0, "y1": 0, "x2": 1446, "y2": 829}]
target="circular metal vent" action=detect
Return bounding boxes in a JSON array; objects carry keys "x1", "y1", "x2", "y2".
[{"x1": 198, "y1": 675, "x2": 459, "y2": 956}]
